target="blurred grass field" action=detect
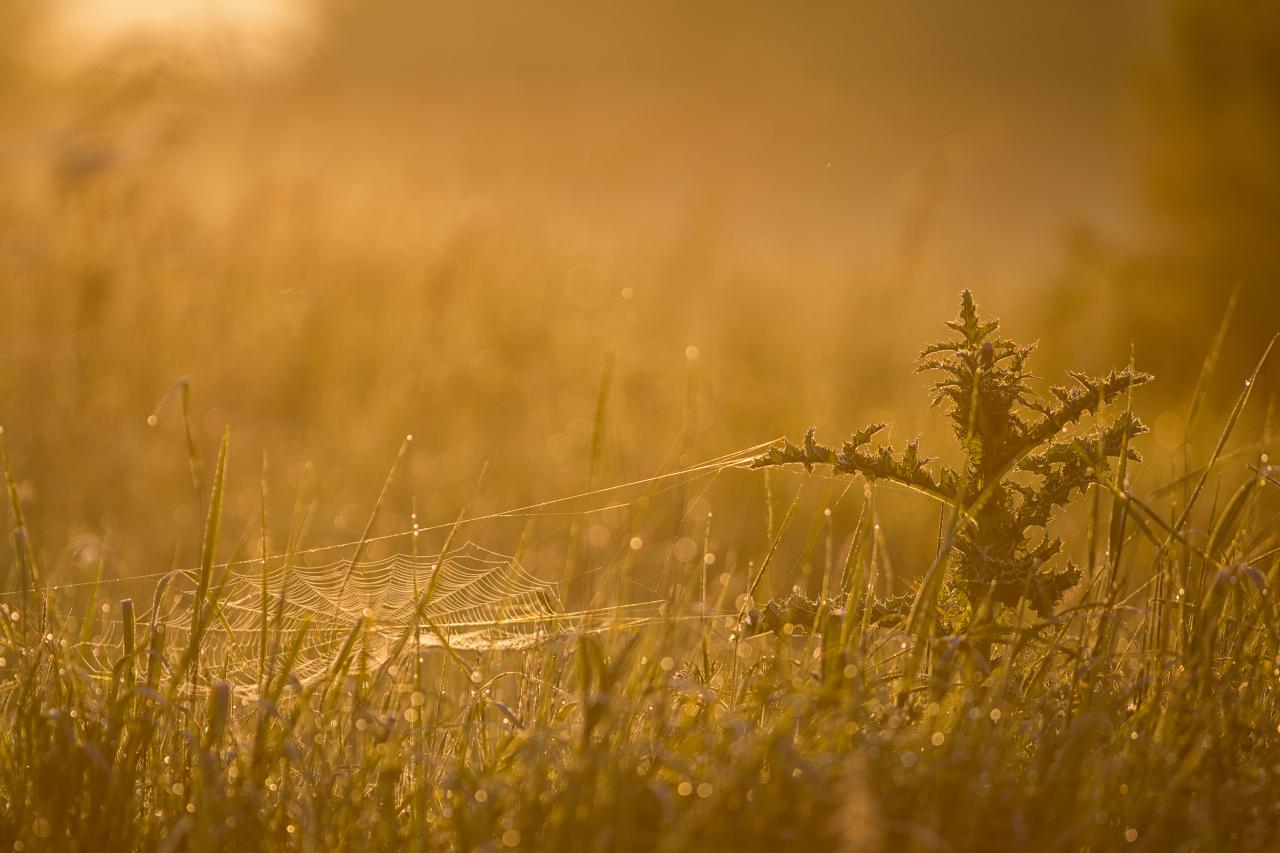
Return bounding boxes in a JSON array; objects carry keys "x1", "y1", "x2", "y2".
[
  {"x1": 0, "y1": 0, "x2": 1218, "y2": 592},
  {"x1": 2, "y1": 2, "x2": 1280, "y2": 850}
]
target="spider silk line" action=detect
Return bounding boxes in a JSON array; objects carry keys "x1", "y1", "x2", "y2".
[{"x1": 1, "y1": 439, "x2": 778, "y2": 599}]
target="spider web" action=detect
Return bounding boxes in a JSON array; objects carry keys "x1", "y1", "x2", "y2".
[
  {"x1": 89, "y1": 542, "x2": 667, "y2": 690},
  {"x1": 56, "y1": 440, "x2": 781, "y2": 691}
]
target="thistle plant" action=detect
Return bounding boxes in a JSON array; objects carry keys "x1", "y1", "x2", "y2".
[{"x1": 753, "y1": 291, "x2": 1152, "y2": 614}]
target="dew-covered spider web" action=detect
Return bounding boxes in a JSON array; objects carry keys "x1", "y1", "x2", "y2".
[
  {"x1": 57, "y1": 440, "x2": 781, "y2": 692},
  {"x1": 87, "y1": 543, "x2": 671, "y2": 691}
]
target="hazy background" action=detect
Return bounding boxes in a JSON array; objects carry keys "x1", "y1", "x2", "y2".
[{"x1": 1, "y1": 1, "x2": 1276, "y2": 605}]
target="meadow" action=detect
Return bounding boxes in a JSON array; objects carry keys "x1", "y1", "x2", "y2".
[
  {"x1": 3, "y1": 3, "x2": 1280, "y2": 851},
  {"x1": 2, "y1": 281, "x2": 1278, "y2": 851}
]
